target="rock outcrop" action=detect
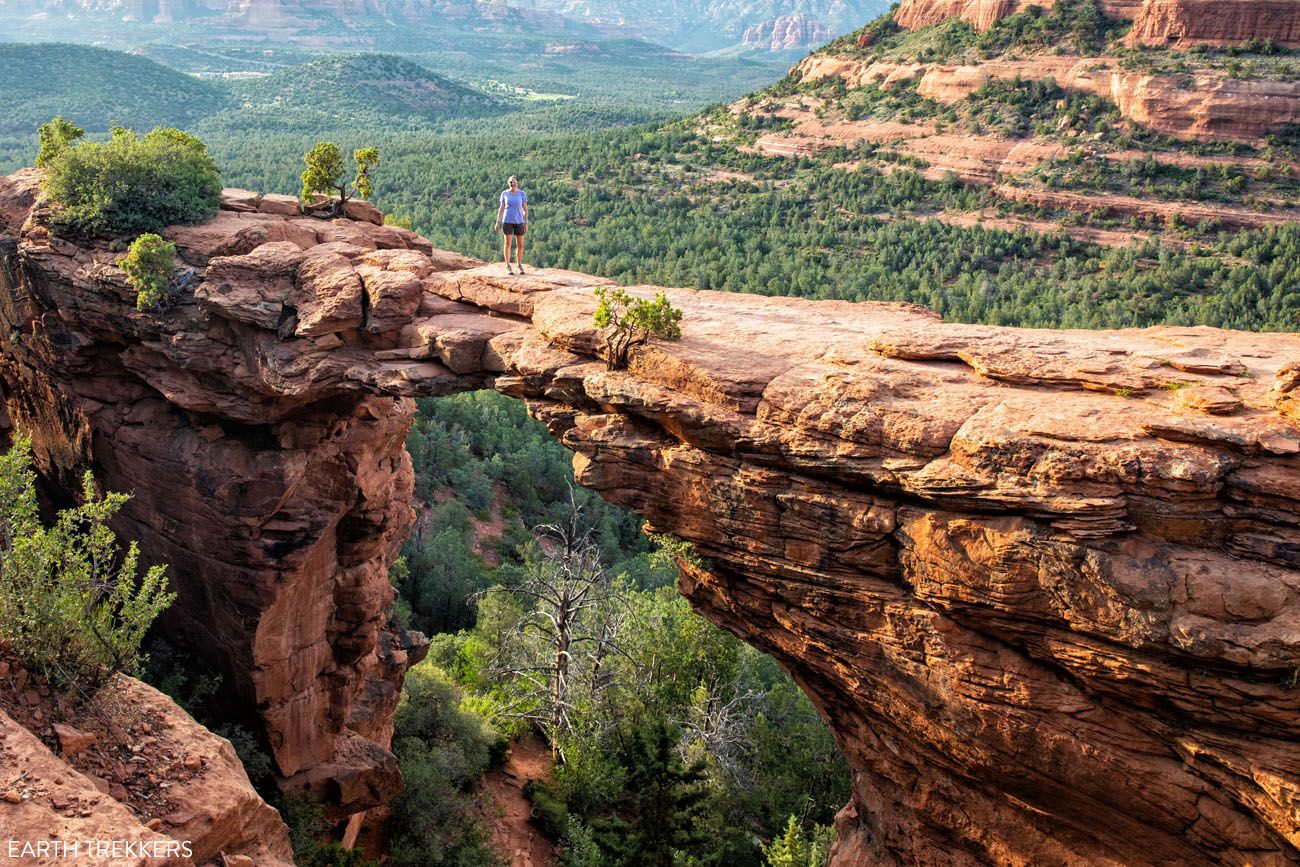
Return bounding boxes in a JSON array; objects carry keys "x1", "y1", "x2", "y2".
[
  {"x1": 894, "y1": 0, "x2": 1145, "y2": 32},
  {"x1": 1129, "y1": 0, "x2": 1300, "y2": 49},
  {"x1": 741, "y1": 14, "x2": 833, "y2": 52},
  {"x1": 2, "y1": 170, "x2": 1299, "y2": 865},
  {"x1": 0, "y1": 671, "x2": 293, "y2": 866},
  {"x1": 793, "y1": 52, "x2": 1300, "y2": 143}
]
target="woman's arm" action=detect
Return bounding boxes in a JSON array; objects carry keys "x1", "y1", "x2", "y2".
[
  {"x1": 522, "y1": 200, "x2": 529, "y2": 223},
  {"x1": 495, "y1": 194, "x2": 506, "y2": 228}
]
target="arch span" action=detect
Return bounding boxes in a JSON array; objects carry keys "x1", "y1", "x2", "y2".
[{"x1": 2, "y1": 171, "x2": 1299, "y2": 864}]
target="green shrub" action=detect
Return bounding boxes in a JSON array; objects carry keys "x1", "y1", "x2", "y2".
[
  {"x1": 388, "y1": 661, "x2": 505, "y2": 867},
  {"x1": 35, "y1": 116, "x2": 84, "y2": 168},
  {"x1": 558, "y1": 819, "x2": 603, "y2": 867},
  {"x1": 300, "y1": 142, "x2": 381, "y2": 214},
  {"x1": 0, "y1": 438, "x2": 174, "y2": 689},
  {"x1": 762, "y1": 816, "x2": 834, "y2": 867},
  {"x1": 592, "y1": 286, "x2": 683, "y2": 370},
  {"x1": 41, "y1": 124, "x2": 221, "y2": 237},
  {"x1": 281, "y1": 793, "x2": 376, "y2": 867},
  {"x1": 522, "y1": 779, "x2": 570, "y2": 840},
  {"x1": 117, "y1": 233, "x2": 177, "y2": 311}
]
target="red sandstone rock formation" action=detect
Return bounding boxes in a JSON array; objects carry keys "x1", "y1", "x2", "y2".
[
  {"x1": 793, "y1": 52, "x2": 1300, "y2": 143},
  {"x1": 2, "y1": 170, "x2": 1299, "y2": 864},
  {"x1": 894, "y1": 0, "x2": 1144, "y2": 32},
  {"x1": 1129, "y1": 0, "x2": 1300, "y2": 48},
  {"x1": 893, "y1": 0, "x2": 1298, "y2": 47},
  {"x1": 0, "y1": 673, "x2": 293, "y2": 866}
]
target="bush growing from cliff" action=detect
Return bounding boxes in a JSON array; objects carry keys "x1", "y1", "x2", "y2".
[
  {"x1": 41, "y1": 123, "x2": 221, "y2": 237},
  {"x1": 300, "y1": 142, "x2": 380, "y2": 214},
  {"x1": 0, "y1": 438, "x2": 174, "y2": 689},
  {"x1": 592, "y1": 286, "x2": 683, "y2": 370},
  {"x1": 117, "y1": 233, "x2": 177, "y2": 311}
]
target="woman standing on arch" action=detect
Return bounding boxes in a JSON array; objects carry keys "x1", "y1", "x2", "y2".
[{"x1": 494, "y1": 175, "x2": 529, "y2": 274}]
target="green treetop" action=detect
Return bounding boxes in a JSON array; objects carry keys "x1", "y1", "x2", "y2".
[
  {"x1": 301, "y1": 142, "x2": 381, "y2": 214},
  {"x1": 35, "y1": 116, "x2": 85, "y2": 168}
]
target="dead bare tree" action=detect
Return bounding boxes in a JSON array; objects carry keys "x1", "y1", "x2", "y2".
[
  {"x1": 677, "y1": 680, "x2": 762, "y2": 781},
  {"x1": 481, "y1": 488, "x2": 632, "y2": 760}
]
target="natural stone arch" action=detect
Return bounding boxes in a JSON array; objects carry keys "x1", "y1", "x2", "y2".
[{"x1": 2, "y1": 172, "x2": 1299, "y2": 863}]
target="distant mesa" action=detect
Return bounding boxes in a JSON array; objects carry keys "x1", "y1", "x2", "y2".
[{"x1": 741, "y1": 14, "x2": 835, "y2": 52}]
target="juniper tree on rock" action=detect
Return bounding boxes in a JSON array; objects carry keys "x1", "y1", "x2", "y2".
[
  {"x1": 301, "y1": 142, "x2": 381, "y2": 215},
  {"x1": 592, "y1": 286, "x2": 683, "y2": 371}
]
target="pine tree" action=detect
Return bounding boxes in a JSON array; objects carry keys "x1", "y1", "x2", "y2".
[{"x1": 595, "y1": 720, "x2": 710, "y2": 867}]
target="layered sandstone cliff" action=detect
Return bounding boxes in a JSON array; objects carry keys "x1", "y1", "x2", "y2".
[
  {"x1": 792, "y1": 52, "x2": 1300, "y2": 143},
  {"x1": 1, "y1": 170, "x2": 1299, "y2": 864},
  {"x1": 894, "y1": 0, "x2": 1145, "y2": 32},
  {"x1": 1129, "y1": 0, "x2": 1300, "y2": 49},
  {"x1": 894, "y1": 0, "x2": 1298, "y2": 46}
]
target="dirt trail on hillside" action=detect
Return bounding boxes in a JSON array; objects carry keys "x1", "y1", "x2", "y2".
[{"x1": 480, "y1": 735, "x2": 556, "y2": 867}]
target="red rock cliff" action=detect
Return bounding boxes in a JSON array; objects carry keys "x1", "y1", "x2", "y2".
[
  {"x1": 895, "y1": 0, "x2": 1144, "y2": 31},
  {"x1": 1129, "y1": 0, "x2": 1300, "y2": 48},
  {"x1": 2, "y1": 170, "x2": 1299, "y2": 864},
  {"x1": 894, "y1": 0, "x2": 1298, "y2": 46}
]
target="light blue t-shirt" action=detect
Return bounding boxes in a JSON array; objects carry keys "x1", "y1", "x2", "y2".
[{"x1": 500, "y1": 189, "x2": 528, "y2": 223}]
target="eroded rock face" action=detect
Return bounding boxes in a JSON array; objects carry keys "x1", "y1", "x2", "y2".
[
  {"x1": 894, "y1": 0, "x2": 1144, "y2": 32},
  {"x1": 1129, "y1": 0, "x2": 1300, "y2": 49},
  {"x1": 0, "y1": 674, "x2": 293, "y2": 866},
  {"x1": 741, "y1": 14, "x2": 834, "y2": 51},
  {"x1": 1, "y1": 171, "x2": 1298, "y2": 864},
  {"x1": 794, "y1": 51, "x2": 1300, "y2": 144}
]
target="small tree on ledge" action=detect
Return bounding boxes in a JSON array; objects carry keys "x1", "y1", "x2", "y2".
[
  {"x1": 593, "y1": 286, "x2": 683, "y2": 371},
  {"x1": 300, "y1": 143, "x2": 380, "y2": 216}
]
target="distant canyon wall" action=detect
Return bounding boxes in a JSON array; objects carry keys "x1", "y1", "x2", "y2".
[{"x1": 894, "y1": 0, "x2": 1299, "y2": 47}]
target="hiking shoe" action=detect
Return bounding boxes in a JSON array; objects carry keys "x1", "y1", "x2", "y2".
[
  {"x1": 507, "y1": 266, "x2": 515, "y2": 274},
  {"x1": 518, "y1": 265, "x2": 526, "y2": 274}
]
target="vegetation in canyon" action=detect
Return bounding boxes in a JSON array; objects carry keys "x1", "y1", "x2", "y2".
[
  {"x1": 0, "y1": 439, "x2": 173, "y2": 689},
  {"x1": 396, "y1": 391, "x2": 850, "y2": 866}
]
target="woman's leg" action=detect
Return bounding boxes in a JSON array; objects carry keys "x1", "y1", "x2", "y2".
[
  {"x1": 502, "y1": 232, "x2": 511, "y2": 268},
  {"x1": 516, "y1": 233, "x2": 526, "y2": 268}
]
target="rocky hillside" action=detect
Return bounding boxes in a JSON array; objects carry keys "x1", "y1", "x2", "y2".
[
  {"x1": 717, "y1": 0, "x2": 1299, "y2": 247},
  {"x1": 2, "y1": 167, "x2": 1298, "y2": 864},
  {"x1": 0, "y1": 660, "x2": 292, "y2": 866}
]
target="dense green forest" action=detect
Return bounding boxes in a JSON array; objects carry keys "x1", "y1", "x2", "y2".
[{"x1": 224, "y1": 54, "x2": 504, "y2": 131}]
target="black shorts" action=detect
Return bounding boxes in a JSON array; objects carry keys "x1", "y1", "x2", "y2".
[{"x1": 503, "y1": 222, "x2": 527, "y2": 236}]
